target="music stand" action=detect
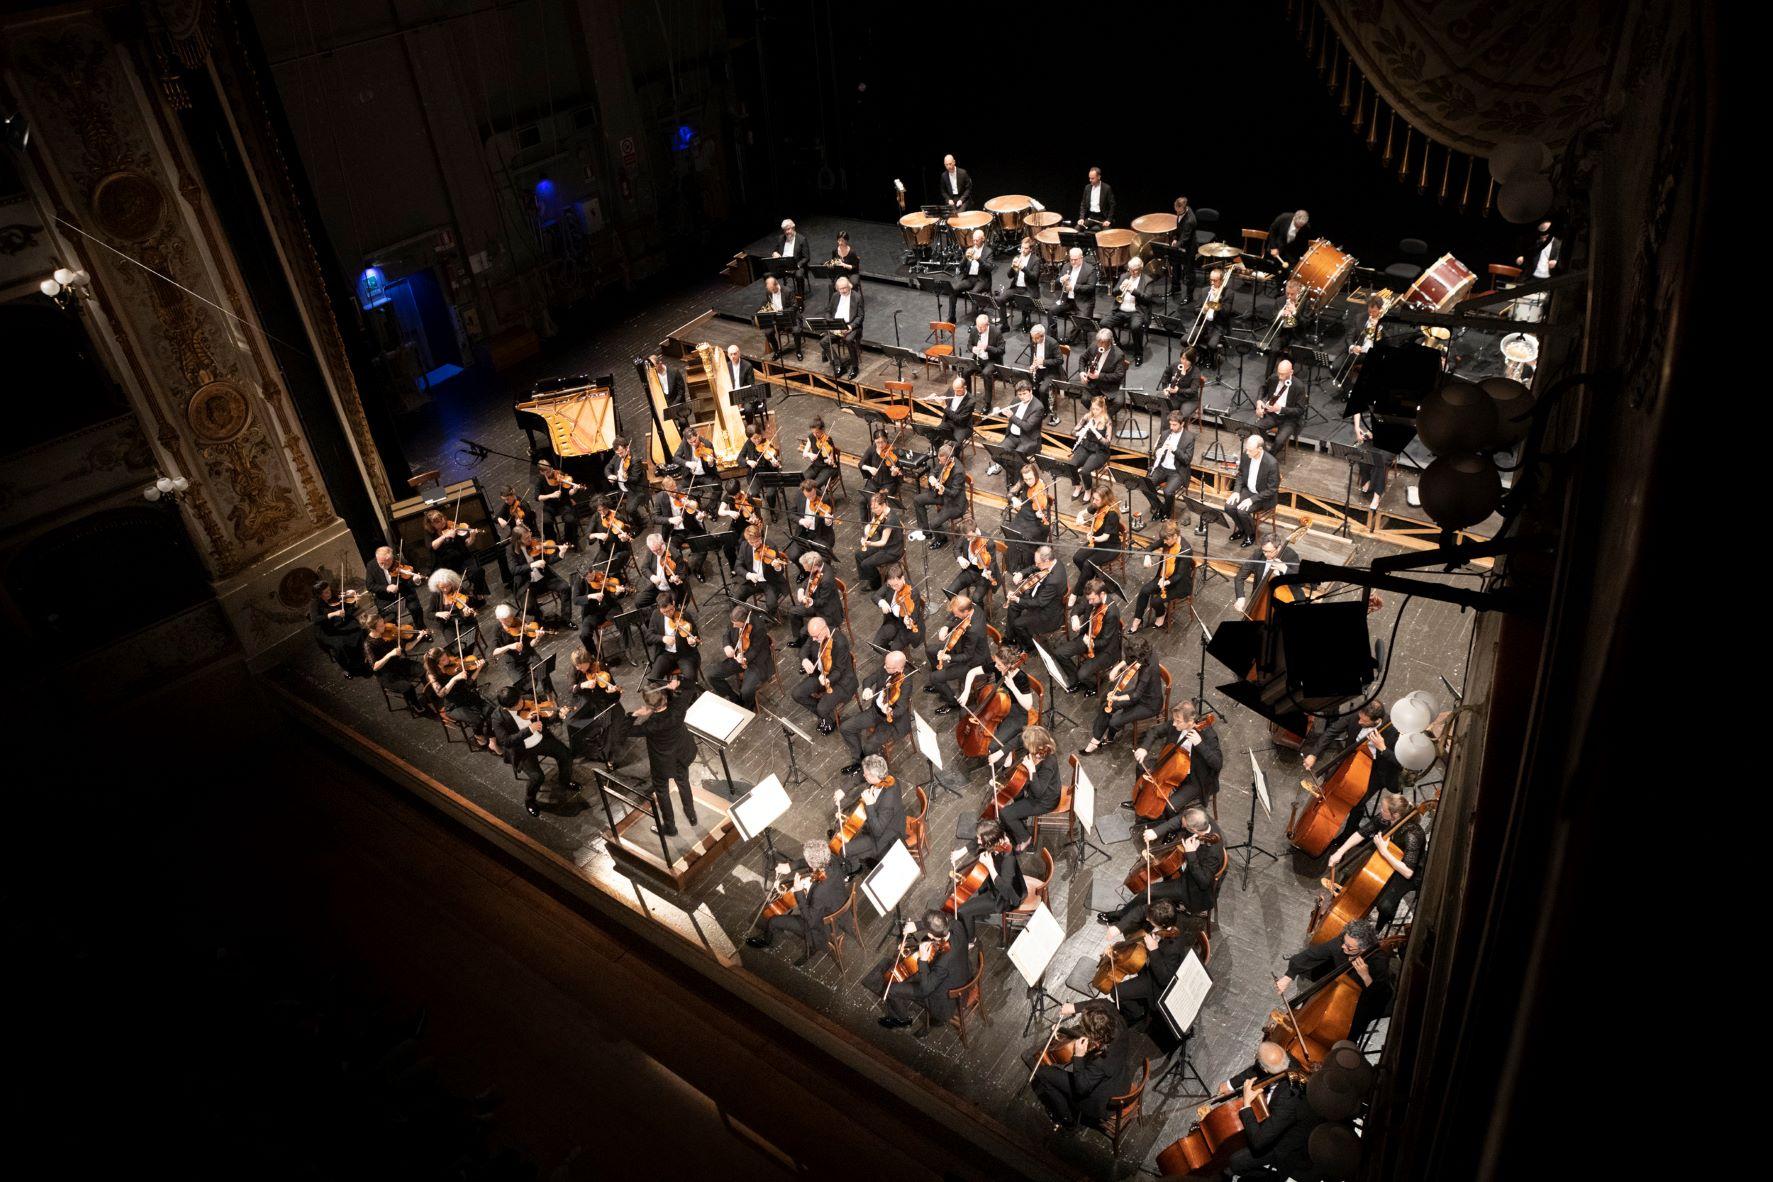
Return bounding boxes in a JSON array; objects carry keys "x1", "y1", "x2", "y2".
[
  {"x1": 1129, "y1": 391, "x2": 1172, "y2": 456},
  {"x1": 1031, "y1": 639, "x2": 1078, "y2": 731},
  {"x1": 861, "y1": 839, "x2": 921, "y2": 948},
  {"x1": 686, "y1": 531, "x2": 737, "y2": 606},
  {"x1": 729, "y1": 773, "x2": 792, "y2": 883},
  {"x1": 983, "y1": 440, "x2": 1026, "y2": 486},
  {"x1": 1114, "y1": 385, "x2": 1152, "y2": 443},
  {"x1": 1048, "y1": 377, "x2": 1092, "y2": 427},
  {"x1": 754, "y1": 310, "x2": 797, "y2": 360},
  {"x1": 1154, "y1": 950, "x2": 1215, "y2": 1100},
  {"x1": 912, "y1": 708, "x2": 963, "y2": 801},
  {"x1": 524, "y1": 650, "x2": 558, "y2": 700},
  {"x1": 1008, "y1": 902, "x2": 1068, "y2": 1036},
  {"x1": 685, "y1": 689, "x2": 756, "y2": 799},
  {"x1": 759, "y1": 253, "x2": 804, "y2": 299},
  {"x1": 1225, "y1": 746, "x2": 1279, "y2": 890},
  {"x1": 909, "y1": 272, "x2": 958, "y2": 324},
  {"x1": 1033, "y1": 454, "x2": 1081, "y2": 539},
  {"x1": 1061, "y1": 758, "x2": 1111, "y2": 868},
  {"x1": 881, "y1": 344, "x2": 925, "y2": 383}
]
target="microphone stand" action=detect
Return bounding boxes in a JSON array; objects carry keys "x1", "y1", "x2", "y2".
[{"x1": 890, "y1": 309, "x2": 906, "y2": 382}]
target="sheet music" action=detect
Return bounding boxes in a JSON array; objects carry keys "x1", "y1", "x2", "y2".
[
  {"x1": 728, "y1": 774, "x2": 790, "y2": 841},
  {"x1": 913, "y1": 710, "x2": 943, "y2": 772},
  {"x1": 1158, "y1": 949, "x2": 1214, "y2": 1036},
  {"x1": 860, "y1": 840, "x2": 920, "y2": 917},
  {"x1": 1007, "y1": 902, "x2": 1065, "y2": 988},
  {"x1": 1074, "y1": 761, "x2": 1097, "y2": 833},
  {"x1": 1249, "y1": 748, "x2": 1271, "y2": 816}
]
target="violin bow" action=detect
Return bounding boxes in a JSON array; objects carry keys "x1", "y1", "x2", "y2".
[
  {"x1": 449, "y1": 483, "x2": 470, "y2": 535},
  {"x1": 1274, "y1": 983, "x2": 1316, "y2": 1071},
  {"x1": 881, "y1": 926, "x2": 913, "y2": 1004},
  {"x1": 1028, "y1": 1019, "x2": 1064, "y2": 1084}
]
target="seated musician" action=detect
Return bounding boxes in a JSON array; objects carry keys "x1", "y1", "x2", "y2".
[
  {"x1": 1254, "y1": 358, "x2": 1305, "y2": 451},
  {"x1": 1076, "y1": 328, "x2": 1126, "y2": 406},
  {"x1": 935, "y1": 375, "x2": 976, "y2": 449},
  {"x1": 994, "y1": 725, "x2": 1061, "y2": 852},
  {"x1": 873, "y1": 910, "x2": 967, "y2": 1032},
  {"x1": 984, "y1": 380, "x2": 1045, "y2": 489},
  {"x1": 739, "y1": 426, "x2": 784, "y2": 503},
  {"x1": 1054, "y1": 577, "x2": 1122, "y2": 694},
  {"x1": 831, "y1": 755, "x2": 906, "y2": 874},
  {"x1": 1073, "y1": 485, "x2": 1123, "y2": 586},
  {"x1": 1354, "y1": 409, "x2": 1389, "y2": 510},
  {"x1": 1004, "y1": 465, "x2": 1050, "y2": 573},
  {"x1": 650, "y1": 476, "x2": 708, "y2": 579},
  {"x1": 565, "y1": 649, "x2": 628, "y2": 766},
  {"x1": 854, "y1": 490, "x2": 904, "y2": 590},
  {"x1": 646, "y1": 591, "x2": 701, "y2": 684},
  {"x1": 713, "y1": 479, "x2": 760, "y2": 573},
  {"x1": 801, "y1": 415, "x2": 839, "y2": 489},
  {"x1": 604, "y1": 437, "x2": 636, "y2": 501},
  {"x1": 1004, "y1": 236, "x2": 1040, "y2": 329},
  {"x1": 1098, "y1": 807, "x2": 1223, "y2": 933},
  {"x1": 1131, "y1": 702, "x2": 1222, "y2": 817},
  {"x1": 925, "y1": 592, "x2": 987, "y2": 715},
  {"x1": 627, "y1": 678, "x2": 698, "y2": 836},
  {"x1": 840, "y1": 654, "x2": 914, "y2": 775},
  {"x1": 786, "y1": 478, "x2": 836, "y2": 568},
  {"x1": 584, "y1": 494, "x2": 634, "y2": 569},
  {"x1": 1029, "y1": 1005, "x2": 1132, "y2": 1133},
  {"x1": 826, "y1": 230, "x2": 861, "y2": 291},
  {"x1": 494, "y1": 684, "x2": 580, "y2": 819},
  {"x1": 491, "y1": 602, "x2": 544, "y2": 682},
  {"x1": 822, "y1": 276, "x2": 864, "y2": 380},
  {"x1": 1208, "y1": 434, "x2": 1279, "y2": 548},
  {"x1": 422, "y1": 646, "x2": 498, "y2": 753},
  {"x1": 1048, "y1": 247, "x2": 1098, "y2": 325},
  {"x1": 745, "y1": 841, "x2": 850, "y2": 966},
  {"x1": 1092, "y1": 900, "x2": 1192, "y2": 1035},
  {"x1": 872, "y1": 565, "x2": 921, "y2": 654},
  {"x1": 1342, "y1": 293, "x2": 1390, "y2": 384},
  {"x1": 1082, "y1": 640, "x2": 1163, "y2": 753},
  {"x1": 426, "y1": 568, "x2": 482, "y2": 649},
  {"x1": 423, "y1": 508, "x2": 489, "y2": 598},
  {"x1": 1159, "y1": 347, "x2": 1206, "y2": 420},
  {"x1": 1069, "y1": 397, "x2": 1114, "y2": 499},
  {"x1": 365, "y1": 617, "x2": 423, "y2": 710},
  {"x1": 1232, "y1": 532, "x2": 1305, "y2": 614},
  {"x1": 1305, "y1": 698, "x2": 1403, "y2": 850},
  {"x1": 949, "y1": 228, "x2": 992, "y2": 325},
  {"x1": 310, "y1": 580, "x2": 369, "y2": 678},
  {"x1": 966, "y1": 643, "x2": 1038, "y2": 774},
  {"x1": 948, "y1": 818, "x2": 1026, "y2": 948},
  {"x1": 494, "y1": 485, "x2": 535, "y2": 537},
  {"x1": 672, "y1": 425, "x2": 719, "y2": 494},
  {"x1": 1222, "y1": 1048, "x2": 1320, "y2": 1181},
  {"x1": 707, "y1": 603, "x2": 774, "y2": 711},
  {"x1": 1142, "y1": 413, "x2": 1197, "y2": 528},
  {"x1": 772, "y1": 217, "x2": 808, "y2": 287},
  {"x1": 910, "y1": 441, "x2": 968, "y2": 549},
  {"x1": 1129, "y1": 520, "x2": 1193, "y2": 633},
  {"x1": 966, "y1": 312, "x2": 1004, "y2": 399},
  {"x1": 945, "y1": 518, "x2": 1002, "y2": 607},
  {"x1": 1267, "y1": 277, "x2": 1309, "y2": 366},
  {"x1": 532, "y1": 458, "x2": 581, "y2": 548},
  {"x1": 784, "y1": 551, "x2": 842, "y2": 648},
  {"x1": 791, "y1": 616, "x2": 857, "y2": 735},
  {"x1": 1217, "y1": 1039, "x2": 1295, "y2": 1097},
  {"x1": 1002, "y1": 545, "x2": 1066, "y2": 650},
  {"x1": 1077, "y1": 166, "x2": 1116, "y2": 229},
  {"x1": 1028, "y1": 325, "x2": 1063, "y2": 412},
  {"x1": 367, "y1": 545, "x2": 425, "y2": 627},
  {"x1": 507, "y1": 524, "x2": 572, "y2": 626},
  {"x1": 736, "y1": 523, "x2": 789, "y2": 617},
  {"x1": 635, "y1": 532, "x2": 684, "y2": 613},
  {"x1": 1325, "y1": 790, "x2": 1426, "y2": 929},
  {"x1": 858, "y1": 427, "x2": 900, "y2": 496},
  {"x1": 1274, "y1": 918, "x2": 1396, "y2": 1045},
  {"x1": 1195, "y1": 268, "x2": 1234, "y2": 368},
  {"x1": 758, "y1": 274, "x2": 802, "y2": 362},
  {"x1": 1103, "y1": 255, "x2": 1155, "y2": 366}
]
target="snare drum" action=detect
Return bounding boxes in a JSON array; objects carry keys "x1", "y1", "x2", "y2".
[
  {"x1": 1403, "y1": 253, "x2": 1477, "y2": 311},
  {"x1": 1292, "y1": 238, "x2": 1355, "y2": 303},
  {"x1": 1025, "y1": 210, "x2": 1062, "y2": 232},
  {"x1": 985, "y1": 194, "x2": 1032, "y2": 233},
  {"x1": 947, "y1": 210, "x2": 993, "y2": 250},
  {"x1": 1094, "y1": 228, "x2": 1137, "y2": 269},
  {"x1": 898, "y1": 212, "x2": 936, "y2": 248},
  {"x1": 1035, "y1": 227, "x2": 1065, "y2": 264}
]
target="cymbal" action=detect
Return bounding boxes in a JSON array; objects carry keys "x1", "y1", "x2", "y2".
[{"x1": 1198, "y1": 242, "x2": 1241, "y2": 259}]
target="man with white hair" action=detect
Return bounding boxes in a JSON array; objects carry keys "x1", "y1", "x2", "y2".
[
  {"x1": 967, "y1": 311, "x2": 1003, "y2": 399},
  {"x1": 939, "y1": 154, "x2": 972, "y2": 213},
  {"x1": 744, "y1": 839, "x2": 850, "y2": 964},
  {"x1": 1212, "y1": 434, "x2": 1279, "y2": 547},
  {"x1": 1078, "y1": 327, "x2": 1126, "y2": 400},
  {"x1": 773, "y1": 218, "x2": 807, "y2": 298},
  {"x1": 824, "y1": 275, "x2": 864, "y2": 379},
  {"x1": 1103, "y1": 254, "x2": 1153, "y2": 366},
  {"x1": 949, "y1": 227, "x2": 992, "y2": 323},
  {"x1": 758, "y1": 274, "x2": 801, "y2": 361},
  {"x1": 1048, "y1": 246, "x2": 1098, "y2": 326}
]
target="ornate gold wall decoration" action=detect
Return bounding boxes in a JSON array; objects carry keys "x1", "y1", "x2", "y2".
[
  {"x1": 90, "y1": 170, "x2": 167, "y2": 242},
  {"x1": 186, "y1": 380, "x2": 250, "y2": 443}
]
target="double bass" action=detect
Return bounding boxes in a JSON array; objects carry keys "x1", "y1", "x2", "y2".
[
  {"x1": 955, "y1": 651, "x2": 1037, "y2": 758},
  {"x1": 1305, "y1": 797, "x2": 1437, "y2": 944},
  {"x1": 1129, "y1": 712, "x2": 1217, "y2": 820},
  {"x1": 1155, "y1": 1070, "x2": 1305, "y2": 1177}
]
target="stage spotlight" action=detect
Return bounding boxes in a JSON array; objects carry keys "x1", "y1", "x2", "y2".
[
  {"x1": 1209, "y1": 599, "x2": 1378, "y2": 733},
  {"x1": 1418, "y1": 453, "x2": 1501, "y2": 530},
  {"x1": 1341, "y1": 341, "x2": 1442, "y2": 454}
]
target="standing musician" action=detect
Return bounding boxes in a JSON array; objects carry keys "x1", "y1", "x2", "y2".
[
  {"x1": 966, "y1": 312, "x2": 1004, "y2": 399},
  {"x1": 740, "y1": 425, "x2": 785, "y2": 503},
  {"x1": 771, "y1": 218, "x2": 809, "y2": 299},
  {"x1": 1069, "y1": 396, "x2": 1114, "y2": 500},
  {"x1": 1002, "y1": 545, "x2": 1066, "y2": 650},
  {"x1": 1211, "y1": 435, "x2": 1279, "y2": 548},
  {"x1": 707, "y1": 603, "x2": 774, "y2": 711},
  {"x1": 1098, "y1": 806, "x2": 1224, "y2": 932},
  {"x1": 1254, "y1": 358, "x2": 1305, "y2": 451},
  {"x1": 993, "y1": 725, "x2": 1061, "y2": 851},
  {"x1": 651, "y1": 476, "x2": 708, "y2": 580},
  {"x1": 822, "y1": 276, "x2": 864, "y2": 379},
  {"x1": 840, "y1": 651, "x2": 914, "y2": 774},
  {"x1": 494, "y1": 683, "x2": 579, "y2": 819},
  {"x1": 1233, "y1": 532, "x2": 1306, "y2": 614},
  {"x1": 1159, "y1": 348, "x2": 1206, "y2": 421},
  {"x1": 971, "y1": 643, "x2": 1039, "y2": 773},
  {"x1": 1274, "y1": 918, "x2": 1396, "y2": 1044},
  {"x1": 1077, "y1": 328, "x2": 1127, "y2": 403},
  {"x1": 985, "y1": 380, "x2": 1046, "y2": 489},
  {"x1": 645, "y1": 352, "x2": 690, "y2": 412},
  {"x1": 935, "y1": 375, "x2": 977, "y2": 449},
  {"x1": 1090, "y1": 900, "x2": 1193, "y2": 1035},
  {"x1": 491, "y1": 602, "x2": 544, "y2": 682},
  {"x1": 800, "y1": 416, "x2": 840, "y2": 491},
  {"x1": 311, "y1": 580, "x2": 369, "y2": 677},
  {"x1": 1143, "y1": 413, "x2": 1197, "y2": 528},
  {"x1": 945, "y1": 517, "x2": 1002, "y2": 607},
  {"x1": 758, "y1": 274, "x2": 802, "y2": 361},
  {"x1": 365, "y1": 617, "x2": 424, "y2": 710},
  {"x1": 1354, "y1": 409, "x2": 1389, "y2": 511},
  {"x1": 1004, "y1": 235, "x2": 1041, "y2": 329},
  {"x1": 635, "y1": 532, "x2": 684, "y2": 613},
  {"x1": 1077, "y1": 166, "x2": 1116, "y2": 229},
  {"x1": 939, "y1": 154, "x2": 973, "y2": 213},
  {"x1": 785, "y1": 478, "x2": 836, "y2": 568},
  {"x1": 831, "y1": 755, "x2": 906, "y2": 874},
  {"x1": 949, "y1": 229, "x2": 993, "y2": 325},
  {"x1": 910, "y1": 441, "x2": 968, "y2": 549},
  {"x1": 1132, "y1": 702, "x2": 1223, "y2": 818},
  {"x1": 628, "y1": 678, "x2": 699, "y2": 836},
  {"x1": 646, "y1": 591, "x2": 701, "y2": 684},
  {"x1": 872, "y1": 565, "x2": 922, "y2": 653},
  {"x1": 427, "y1": 568, "x2": 483, "y2": 648},
  {"x1": 367, "y1": 545, "x2": 426, "y2": 627},
  {"x1": 672, "y1": 425, "x2": 720, "y2": 496},
  {"x1": 1083, "y1": 639, "x2": 1163, "y2": 753},
  {"x1": 826, "y1": 230, "x2": 862, "y2": 290},
  {"x1": 1053, "y1": 577, "x2": 1122, "y2": 694},
  {"x1": 532, "y1": 458, "x2": 581, "y2": 548},
  {"x1": 1265, "y1": 208, "x2": 1314, "y2": 271},
  {"x1": 1103, "y1": 255, "x2": 1154, "y2": 366},
  {"x1": 423, "y1": 508, "x2": 489, "y2": 598},
  {"x1": 854, "y1": 491, "x2": 904, "y2": 591},
  {"x1": 1302, "y1": 699, "x2": 1402, "y2": 851},
  {"x1": 1128, "y1": 520, "x2": 1194, "y2": 634},
  {"x1": 859, "y1": 426, "x2": 903, "y2": 497},
  {"x1": 1325, "y1": 790, "x2": 1427, "y2": 929},
  {"x1": 948, "y1": 818, "x2": 1026, "y2": 948},
  {"x1": 792, "y1": 616, "x2": 858, "y2": 735},
  {"x1": 1073, "y1": 484, "x2": 1124, "y2": 585},
  {"x1": 423, "y1": 646, "x2": 500, "y2": 753},
  {"x1": 1513, "y1": 218, "x2": 1560, "y2": 322},
  {"x1": 784, "y1": 551, "x2": 843, "y2": 648},
  {"x1": 873, "y1": 910, "x2": 967, "y2": 1031},
  {"x1": 746, "y1": 841, "x2": 850, "y2": 966},
  {"x1": 736, "y1": 522, "x2": 790, "y2": 617},
  {"x1": 508, "y1": 523, "x2": 573, "y2": 625},
  {"x1": 1004, "y1": 467, "x2": 1051, "y2": 574},
  {"x1": 721, "y1": 341, "x2": 755, "y2": 401},
  {"x1": 565, "y1": 649, "x2": 628, "y2": 767},
  {"x1": 1049, "y1": 247, "x2": 1098, "y2": 325},
  {"x1": 925, "y1": 592, "x2": 987, "y2": 716},
  {"x1": 1029, "y1": 1005, "x2": 1132, "y2": 1132},
  {"x1": 1169, "y1": 194, "x2": 1199, "y2": 300},
  {"x1": 1193, "y1": 268, "x2": 1234, "y2": 368},
  {"x1": 604, "y1": 437, "x2": 637, "y2": 501}
]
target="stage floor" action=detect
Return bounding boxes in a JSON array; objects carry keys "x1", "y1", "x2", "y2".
[{"x1": 275, "y1": 245, "x2": 1481, "y2": 1177}]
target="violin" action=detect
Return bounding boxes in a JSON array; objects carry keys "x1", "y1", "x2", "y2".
[
  {"x1": 1156, "y1": 1070, "x2": 1307, "y2": 1178},
  {"x1": 1130, "y1": 713, "x2": 1218, "y2": 820},
  {"x1": 386, "y1": 562, "x2": 419, "y2": 582},
  {"x1": 1124, "y1": 828, "x2": 1224, "y2": 894},
  {"x1": 515, "y1": 695, "x2": 559, "y2": 722},
  {"x1": 543, "y1": 469, "x2": 583, "y2": 492},
  {"x1": 756, "y1": 439, "x2": 781, "y2": 465},
  {"x1": 754, "y1": 543, "x2": 788, "y2": 571},
  {"x1": 441, "y1": 520, "x2": 481, "y2": 538},
  {"x1": 691, "y1": 437, "x2": 716, "y2": 466},
  {"x1": 584, "y1": 569, "x2": 625, "y2": 596},
  {"x1": 442, "y1": 589, "x2": 477, "y2": 614},
  {"x1": 523, "y1": 537, "x2": 563, "y2": 560},
  {"x1": 599, "y1": 508, "x2": 633, "y2": 542},
  {"x1": 663, "y1": 611, "x2": 698, "y2": 644},
  {"x1": 373, "y1": 620, "x2": 420, "y2": 644},
  {"x1": 501, "y1": 618, "x2": 544, "y2": 641},
  {"x1": 436, "y1": 652, "x2": 484, "y2": 677},
  {"x1": 1103, "y1": 661, "x2": 1142, "y2": 714},
  {"x1": 956, "y1": 653, "x2": 1035, "y2": 759}
]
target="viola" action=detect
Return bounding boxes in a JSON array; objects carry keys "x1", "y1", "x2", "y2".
[
  {"x1": 502, "y1": 619, "x2": 544, "y2": 641},
  {"x1": 515, "y1": 695, "x2": 559, "y2": 721},
  {"x1": 884, "y1": 935, "x2": 949, "y2": 985},
  {"x1": 1130, "y1": 713, "x2": 1217, "y2": 820},
  {"x1": 584, "y1": 569, "x2": 625, "y2": 596},
  {"x1": 1123, "y1": 829, "x2": 1224, "y2": 894},
  {"x1": 437, "y1": 652, "x2": 484, "y2": 677},
  {"x1": 1156, "y1": 1070, "x2": 1305, "y2": 1177},
  {"x1": 1036, "y1": 1033, "x2": 1085, "y2": 1069},
  {"x1": 523, "y1": 537, "x2": 563, "y2": 560}
]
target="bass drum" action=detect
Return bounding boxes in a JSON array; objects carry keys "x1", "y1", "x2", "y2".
[
  {"x1": 1292, "y1": 238, "x2": 1355, "y2": 304},
  {"x1": 1403, "y1": 253, "x2": 1477, "y2": 311}
]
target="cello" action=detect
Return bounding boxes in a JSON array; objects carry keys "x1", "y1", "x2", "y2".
[
  {"x1": 1129, "y1": 712, "x2": 1217, "y2": 820},
  {"x1": 979, "y1": 759, "x2": 1032, "y2": 820},
  {"x1": 955, "y1": 650, "x2": 1036, "y2": 758},
  {"x1": 1122, "y1": 827, "x2": 1223, "y2": 894},
  {"x1": 1155, "y1": 1070, "x2": 1305, "y2": 1177},
  {"x1": 1264, "y1": 931, "x2": 1407, "y2": 1068},
  {"x1": 942, "y1": 833, "x2": 1011, "y2": 915},
  {"x1": 1286, "y1": 720, "x2": 1387, "y2": 856},
  {"x1": 1305, "y1": 797, "x2": 1437, "y2": 944}
]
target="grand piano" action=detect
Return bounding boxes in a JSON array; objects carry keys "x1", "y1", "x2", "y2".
[{"x1": 513, "y1": 374, "x2": 621, "y2": 491}]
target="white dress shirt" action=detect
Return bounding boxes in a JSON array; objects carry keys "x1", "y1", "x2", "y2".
[{"x1": 835, "y1": 293, "x2": 851, "y2": 322}]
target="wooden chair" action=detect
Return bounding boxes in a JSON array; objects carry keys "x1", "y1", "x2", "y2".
[
  {"x1": 1127, "y1": 666, "x2": 1171, "y2": 748},
  {"x1": 1086, "y1": 1057, "x2": 1150, "y2": 1162},
  {"x1": 1240, "y1": 227, "x2": 1270, "y2": 257},
  {"x1": 882, "y1": 379, "x2": 914, "y2": 423},
  {"x1": 904, "y1": 786, "x2": 929, "y2": 869},
  {"x1": 923, "y1": 322, "x2": 956, "y2": 381},
  {"x1": 942, "y1": 949, "x2": 990, "y2": 1047},
  {"x1": 406, "y1": 469, "x2": 442, "y2": 493},
  {"x1": 821, "y1": 883, "x2": 864, "y2": 971},
  {"x1": 998, "y1": 848, "x2": 1054, "y2": 943},
  {"x1": 1031, "y1": 765, "x2": 1075, "y2": 855}
]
